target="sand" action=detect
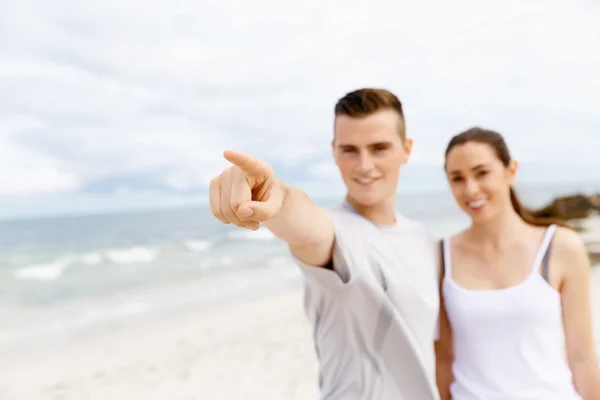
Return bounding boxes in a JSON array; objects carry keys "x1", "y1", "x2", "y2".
[
  {"x1": 3, "y1": 266, "x2": 600, "y2": 400},
  {"x1": 0, "y1": 291, "x2": 319, "y2": 400}
]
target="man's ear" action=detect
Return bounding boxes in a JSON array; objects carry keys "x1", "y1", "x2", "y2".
[{"x1": 402, "y1": 137, "x2": 413, "y2": 163}]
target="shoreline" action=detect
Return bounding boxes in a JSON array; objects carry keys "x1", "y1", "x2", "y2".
[{"x1": 0, "y1": 263, "x2": 305, "y2": 358}]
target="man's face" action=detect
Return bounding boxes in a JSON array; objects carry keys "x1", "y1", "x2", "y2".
[{"x1": 332, "y1": 109, "x2": 412, "y2": 207}]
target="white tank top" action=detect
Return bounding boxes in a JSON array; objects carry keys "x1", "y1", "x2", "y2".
[{"x1": 441, "y1": 225, "x2": 582, "y2": 400}]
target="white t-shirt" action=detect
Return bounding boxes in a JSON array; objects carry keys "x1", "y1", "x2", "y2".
[{"x1": 292, "y1": 202, "x2": 440, "y2": 400}]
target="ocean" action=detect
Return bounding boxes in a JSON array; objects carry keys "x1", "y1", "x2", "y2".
[{"x1": 1, "y1": 181, "x2": 597, "y2": 354}]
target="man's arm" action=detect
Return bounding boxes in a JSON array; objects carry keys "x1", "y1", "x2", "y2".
[{"x1": 263, "y1": 185, "x2": 335, "y2": 268}]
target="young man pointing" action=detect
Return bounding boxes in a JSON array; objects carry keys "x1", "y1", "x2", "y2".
[{"x1": 209, "y1": 88, "x2": 441, "y2": 400}]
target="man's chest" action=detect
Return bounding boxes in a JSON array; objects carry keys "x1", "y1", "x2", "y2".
[
  {"x1": 360, "y1": 235, "x2": 440, "y2": 354},
  {"x1": 365, "y1": 236, "x2": 439, "y2": 310}
]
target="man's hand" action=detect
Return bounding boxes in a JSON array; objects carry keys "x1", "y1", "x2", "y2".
[{"x1": 209, "y1": 150, "x2": 286, "y2": 230}]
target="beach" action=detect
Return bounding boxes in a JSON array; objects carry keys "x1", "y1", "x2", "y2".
[
  {"x1": 1, "y1": 281, "x2": 319, "y2": 400},
  {"x1": 1, "y1": 190, "x2": 600, "y2": 399},
  {"x1": 3, "y1": 266, "x2": 600, "y2": 400},
  {"x1": 3, "y1": 247, "x2": 600, "y2": 399}
]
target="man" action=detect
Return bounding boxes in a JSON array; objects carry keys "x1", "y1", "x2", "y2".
[{"x1": 209, "y1": 88, "x2": 441, "y2": 399}]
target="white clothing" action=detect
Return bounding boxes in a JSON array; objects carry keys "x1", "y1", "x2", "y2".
[
  {"x1": 441, "y1": 224, "x2": 582, "y2": 400},
  {"x1": 293, "y1": 202, "x2": 440, "y2": 400}
]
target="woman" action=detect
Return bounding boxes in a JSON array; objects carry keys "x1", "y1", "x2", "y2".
[{"x1": 435, "y1": 127, "x2": 600, "y2": 400}]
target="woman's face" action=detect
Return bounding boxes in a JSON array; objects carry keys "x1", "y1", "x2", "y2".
[{"x1": 445, "y1": 141, "x2": 517, "y2": 223}]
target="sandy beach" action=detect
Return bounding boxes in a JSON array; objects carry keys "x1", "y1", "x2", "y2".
[
  {"x1": 0, "y1": 287, "x2": 320, "y2": 400},
  {"x1": 2, "y1": 219, "x2": 600, "y2": 400},
  {"x1": 3, "y1": 267, "x2": 600, "y2": 400}
]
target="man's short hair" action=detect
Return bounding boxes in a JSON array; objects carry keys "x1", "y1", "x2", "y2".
[{"x1": 334, "y1": 88, "x2": 406, "y2": 139}]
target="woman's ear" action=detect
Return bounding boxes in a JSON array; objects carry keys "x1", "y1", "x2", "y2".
[{"x1": 507, "y1": 158, "x2": 519, "y2": 186}]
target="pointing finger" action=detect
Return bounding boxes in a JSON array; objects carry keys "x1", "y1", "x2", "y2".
[{"x1": 223, "y1": 150, "x2": 271, "y2": 178}]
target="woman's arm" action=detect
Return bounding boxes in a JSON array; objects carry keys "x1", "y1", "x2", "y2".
[
  {"x1": 435, "y1": 242, "x2": 454, "y2": 400},
  {"x1": 435, "y1": 300, "x2": 454, "y2": 400},
  {"x1": 556, "y1": 227, "x2": 600, "y2": 400}
]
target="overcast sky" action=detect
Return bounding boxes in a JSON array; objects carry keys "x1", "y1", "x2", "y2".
[{"x1": 2, "y1": 0, "x2": 600, "y2": 219}]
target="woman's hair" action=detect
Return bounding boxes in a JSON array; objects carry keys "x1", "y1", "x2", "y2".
[{"x1": 444, "y1": 127, "x2": 568, "y2": 228}]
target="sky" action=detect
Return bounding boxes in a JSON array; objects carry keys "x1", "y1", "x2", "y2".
[{"x1": 1, "y1": 0, "x2": 600, "y2": 219}]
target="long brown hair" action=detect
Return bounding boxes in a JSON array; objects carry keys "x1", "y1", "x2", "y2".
[{"x1": 444, "y1": 127, "x2": 568, "y2": 228}]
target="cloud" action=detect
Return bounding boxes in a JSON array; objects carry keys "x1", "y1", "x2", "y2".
[{"x1": 1, "y1": 0, "x2": 600, "y2": 217}]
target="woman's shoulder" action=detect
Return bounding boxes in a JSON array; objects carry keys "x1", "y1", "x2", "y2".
[
  {"x1": 446, "y1": 229, "x2": 470, "y2": 246},
  {"x1": 551, "y1": 225, "x2": 588, "y2": 260},
  {"x1": 548, "y1": 225, "x2": 591, "y2": 281}
]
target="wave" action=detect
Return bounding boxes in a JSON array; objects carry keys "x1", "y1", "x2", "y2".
[
  {"x1": 8, "y1": 229, "x2": 279, "y2": 283},
  {"x1": 11, "y1": 246, "x2": 159, "y2": 281},
  {"x1": 81, "y1": 246, "x2": 160, "y2": 265},
  {"x1": 12, "y1": 256, "x2": 73, "y2": 281},
  {"x1": 104, "y1": 246, "x2": 158, "y2": 264},
  {"x1": 81, "y1": 252, "x2": 103, "y2": 265},
  {"x1": 227, "y1": 227, "x2": 275, "y2": 241},
  {"x1": 183, "y1": 239, "x2": 212, "y2": 252}
]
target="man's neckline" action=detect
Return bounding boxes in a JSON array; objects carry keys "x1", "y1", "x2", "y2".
[{"x1": 340, "y1": 200, "x2": 399, "y2": 229}]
